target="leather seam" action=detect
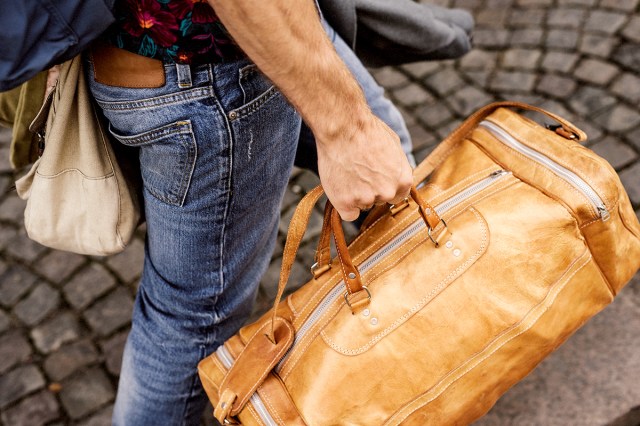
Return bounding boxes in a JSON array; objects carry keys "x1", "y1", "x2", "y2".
[
  {"x1": 387, "y1": 250, "x2": 592, "y2": 425},
  {"x1": 258, "y1": 382, "x2": 285, "y2": 426}
]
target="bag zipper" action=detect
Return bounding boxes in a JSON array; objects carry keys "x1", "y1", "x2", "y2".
[
  {"x1": 275, "y1": 169, "x2": 511, "y2": 373},
  {"x1": 215, "y1": 345, "x2": 278, "y2": 426},
  {"x1": 217, "y1": 169, "x2": 511, "y2": 425},
  {"x1": 479, "y1": 120, "x2": 610, "y2": 221}
]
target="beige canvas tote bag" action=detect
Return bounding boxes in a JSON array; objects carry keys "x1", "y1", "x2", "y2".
[{"x1": 15, "y1": 55, "x2": 140, "y2": 256}]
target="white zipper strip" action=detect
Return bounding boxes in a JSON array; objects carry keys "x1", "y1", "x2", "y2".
[
  {"x1": 215, "y1": 345, "x2": 278, "y2": 426},
  {"x1": 479, "y1": 120, "x2": 610, "y2": 221},
  {"x1": 218, "y1": 169, "x2": 511, "y2": 425},
  {"x1": 275, "y1": 169, "x2": 511, "y2": 373}
]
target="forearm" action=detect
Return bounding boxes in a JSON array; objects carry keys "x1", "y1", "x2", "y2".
[{"x1": 208, "y1": 0, "x2": 370, "y2": 143}]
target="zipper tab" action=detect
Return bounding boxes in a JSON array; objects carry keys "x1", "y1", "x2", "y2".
[{"x1": 597, "y1": 206, "x2": 611, "y2": 222}]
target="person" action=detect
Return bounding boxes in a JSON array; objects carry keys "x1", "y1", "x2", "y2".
[{"x1": 86, "y1": 0, "x2": 413, "y2": 423}]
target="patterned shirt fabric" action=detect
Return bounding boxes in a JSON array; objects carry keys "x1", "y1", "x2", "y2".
[{"x1": 103, "y1": 0, "x2": 245, "y2": 64}]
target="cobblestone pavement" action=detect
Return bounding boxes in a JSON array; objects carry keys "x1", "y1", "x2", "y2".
[{"x1": 1, "y1": 0, "x2": 640, "y2": 425}]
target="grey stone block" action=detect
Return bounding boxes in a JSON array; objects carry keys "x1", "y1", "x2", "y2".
[
  {"x1": 489, "y1": 71, "x2": 537, "y2": 93},
  {"x1": 371, "y1": 67, "x2": 408, "y2": 90},
  {"x1": 511, "y1": 28, "x2": 545, "y2": 46},
  {"x1": 594, "y1": 105, "x2": 640, "y2": 133},
  {"x1": 574, "y1": 58, "x2": 620, "y2": 86},
  {"x1": 611, "y1": 73, "x2": 640, "y2": 104},
  {"x1": 568, "y1": 86, "x2": 617, "y2": 116},
  {"x1": 547, "y1": 8, "x2": 586, "y2": 29},
  {"x1": 517, "y1": 0, "x2": 553, "y2": 6},
  {"x1": 407, "y1": 124, "x2": 438, "y2": 152},
  {"x1": 546, "y1": 29, "x2": 579, "y2": 50},
  {"x1": 459, "y1": 50, "x2": 498, "y2": 71},
  {"x1": 31, "y1": 312, "x2": 82, "y2": 354},
  {"x1": 13, "y1": 283, "x2": 60, "y2": 326},
  {"x1": 0, "y1": 364, "x2": 46, "y2": 408},
  {"x1": 63, "y1": 264, "x2": 117, "y2": 310},
  {"x1": 613, "y1": 43, "x2": 640, "y2": 70},
  {"x1": 621, "y1": 16, "x2": 640, "y2": 43},
  {"x1": 508, "y1": 8, "x2": 546, "y2": 27},
  {"x1": 83, "y1": 288, "x2": 133, "y2": 336},
  {"x1": 106, "y1": 238, "x2": 145, "y2": 283},
  {"x1": 415, "y1": 101, "x2": 455, "y2": 129},
  {"x1": 0, "y1": 224, "x2": 19, "y2": 252},
  {"x1": 584, "y1": 10, "x2": 628, "y2": 35},
  {"x1": 44, "y1": 339, "x2": 99, "y2": 381},
  {"x1": 78, "y1": 405, "x2": 114, "y2": 426},
  {"x1": 35, "y1": 250, "x2": 86, "y2": 285},
  {"x1": 0, "y1": 193, "x2": 26, "y2": 223},
  {"x1": 620, "y1": 162, "x2": 640, "y2": 205},
  {"x1": 600, "y1": 0, "x2": 639, "y2": 11},
  {"x1": 393, "y1": 83, "x2": 434, "y2": 106},
  {"x1": 0, "y1": 265, "x2": 38, "y2": 308},
  {"x1": 400, "y1": 61, "x2": 441, "y2": 79},
  {"x1": 0, "y1": 309, "x2": 10, "y2": 333},
  {"x1": 0, "y1": 330, "x2": 32, "y2": 374},
  {"x1": 470, "y1": 29, "x2": 511, "y2": 49},
  {"x1": 579, "y1": 34, "x2": 619, "y2": 58},
  {"x1": 475, "y1": 8, "x2": 509, "y2": 28},
  {"x1": 625, "y1": 127, "x2": 640, "y2": 152},
  {"x1": 0, "y1": 390, "x2": 59, "y2": 426},
  {"x1": 100, "y1": 330, "x2": 128, "y2": 376},
  {"x1": 59, "y1": 367, "x2": 114, "y2": 419},
  {"x1": 590, "y1": 137, "x2": 638, "y2": 171},
  {"x1": 446, "y1": 86, "x2": 495, "y2": 117},
  {"x1": 502, "y1": 48, "x2": 542, "y2": 70},
  {"x1": 536, "y1": 74, "x2": 577, "y2": 98},
  {"x1": 541, "y1": 51, "x2": 579, "y2": 73}
]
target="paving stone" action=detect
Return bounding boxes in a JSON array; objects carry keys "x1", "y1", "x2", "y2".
[
  {"x1": 100, "y1": 330, "x2": 128, "y2": 376},
  {"x1": 508, "y1": 8, "x2": 546, "y2": 27},
  {"x1": 78, "y1": 405, "x2": 114, "y2": 426},
  {"x1": 461, "y1": 69, "x2": 493, "y2": 87},
  {"x1": 106, "y1": 238, "x2": 144, "y2": 283},
  {"x1": 392, "y1": 83, "x2": 434, "y2": 106},
  {"x1": 547, "y1": 8, "x2": 586, "y2": 29},
  {"x1": 559, "y1": 0, "x2": 597, "y2": 6},
  {"x1": 292, "y1": 170, "x2": 320, "y2": 193},
  {"x1": 0, "y1": 224, "x2": 19, "y2": 251},
  {"x1": 475, "y1": 8, "x2": 509, "y2": 28},
  {"x1": 453, "y1": 0, "x2": 483, "y2": 8},
  {"x1": 517, "y1": 0, "x2": 553, "y2": 5},
  {"x1": 407, "y1": 123, "x2": 438, "y2": 151},
  {"x1": 435, "y1": 119, "x2": 464, "y2": 140},
  {"x1": 0, "y1": 175, "x2": 11, "y2": 194},
  {"x1": 0, "y1": 309, "x2": 10, "y2": 333},
  {"x1": 600, "y1": 0, "x2": 639, "y2": 10},
  {"x1": 613, "y1": 42, "x2": 640, "y2": 73},
  {"x1": 611, "y1": 73, "x2": 640, "y2": 104},
  {"x1": 35, "y1": 250, "x2": 86, "y2": 285},
  {"x1": 621, "y1": 16, "x2": 640, "y2": 43},
  {"x1": 574, "y1": 58, "x2": 620, "y2": 85},
  {"x1": 572, "y1": 118, "x2": 605, "y2": 146},
  {"x1": 0, "y1": 330, "x2": 32, "y2": 374},
  {"x1": 568, "y1": 86, "x2": 617, "y2": 116},
  {"x1": 279, "y1": 205, "x2": 323, "y2": 243},
  {"x1": 44, "y1": 340, "x2": 99, "y2": 381},
  {"x1": 59, "y1": 367, "x2": 114, "y2": 419},
  {"x1": 625, "y1": 127, "x2": 640, "y2": 152},
  {"x1": 0, "y1": 194, "x2": 26, "y2": 223},
  {"x1": 536, "y1": 74, "x2": 578, "y2": 98},
  {"x1": 31, "y1": 311, "x2": 82, "y2": 354},
  {"x1": 502, "y1": 48, "x2": 542, "y2": 70},
  {"x1": 458, "y1": 50, "x2": 498, "y2": 71},
  {"x1": 619, "y1": 162, "x2": 640, "y2": 205},
  {"x1": 472, "y1": 29, "x2": 511, "y2": 48},
  {"x1": 579, "y1": 34, "x2": 619, "y2": 58},
  {"x1": 13, "y1": 283, "x2": 60, "y2": 326},
  {"x1": 371, "y1": 67, "x2": 408, "y2": 89},
  {"x1": 546, "y1": 29, "x2": 579, "y2": 50},
  {"x1": 511, "y1": 28, "x2": 545, "y2": 46},
  {"x1": 446, "y1": 86, "x2": 495, "y2": 117},
  {"x1": 0, "y1": 390, "x2": 60, "y2": 426},
  {"x1": 400, "y1": 61, "x2": 441, "y2": 79},
  {"x1": 584, "y1": 10, "x2": 628, "y2": 35},
  {"x1": 489, "y1": 71, "x2": 537, "y2": 93},
  {"x1": 541, "y1": 51, "x2": 580, "y2": 73},
  {"x1": 0, "y1": 264, "x2": 38, "y2": 308},
  {"x1": 594, "y1": 105, "x2": 640, "y2": 133},
  {"x1": 5, "y1": 229, "x2": 49, "y2": 262},
  {"x1": 83, "y1": 288, "x2": 133, "y2": 336},
  {"x1": 415, "y1": 102, "x2": 455, "y2": 129},
  {"x1": 63, "y1": 264, "x2": 117, "y2": 310},
  {"x1": 0, "y1": 364, "x2": 46, "y2": 408},
  {"x1": 590, "y1": 137, "x2": 638, "y2": 171}
]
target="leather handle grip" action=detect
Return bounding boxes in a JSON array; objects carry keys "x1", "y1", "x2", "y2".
[{"x1": 412, "y1": 101, "x2": 586, "y2": 186}]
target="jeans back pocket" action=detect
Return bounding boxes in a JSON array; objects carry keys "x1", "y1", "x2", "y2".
[{"x1": 109, "y1": 120, "x2": 197, "y2": 207}]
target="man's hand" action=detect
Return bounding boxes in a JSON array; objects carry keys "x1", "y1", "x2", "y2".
[{"x1": 208, "y1": 0, "x2": 413, "y2": 220}]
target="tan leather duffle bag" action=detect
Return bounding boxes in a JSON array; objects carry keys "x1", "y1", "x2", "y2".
[{"x1": 198, "y1": 102, "x2": 640, "y2": 425}]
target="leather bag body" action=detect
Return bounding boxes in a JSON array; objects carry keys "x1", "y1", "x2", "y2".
[
  {"x1": 15, "y1": 55, "x2": 140, "y2": 256},
  {"x1": 198, "y1": 102, "x2": 640, "y2": 425}
]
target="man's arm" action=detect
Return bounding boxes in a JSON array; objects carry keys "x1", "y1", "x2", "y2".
[{"x1": 208, "y1": 0, "x2": 413, "y2": 221}]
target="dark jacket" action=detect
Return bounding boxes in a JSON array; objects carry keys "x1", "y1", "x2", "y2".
[
  {"x1": 0, "y1": 0, "x2": 116, "y2": 92},
  {"x1": 318, "y1": 0, "x2": 474, "y2": 67}
]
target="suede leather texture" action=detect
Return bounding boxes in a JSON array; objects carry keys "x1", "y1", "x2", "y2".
[{"x1": 198, "y1": 103, "x2": 640, "y2": 425}]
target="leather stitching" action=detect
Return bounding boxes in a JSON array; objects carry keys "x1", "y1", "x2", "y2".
[
  {"x1": 387, "y1": 251, "x2": 593, "y2": 425},
  {"x1": 258, "y1": 382, "x2": 285, "y2": 426}
]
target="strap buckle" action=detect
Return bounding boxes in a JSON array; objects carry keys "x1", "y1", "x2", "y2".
[{"x1": 427, "y1": 218, "x2": 448, "y2": 248}]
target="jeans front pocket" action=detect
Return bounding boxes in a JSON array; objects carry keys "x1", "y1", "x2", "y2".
[{"x1": 109, "y1": 120, "x2": 197, "y2": 207}]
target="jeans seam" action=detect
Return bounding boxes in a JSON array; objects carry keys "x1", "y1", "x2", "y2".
[
  {"x1": 229, "y1": 85, "x2": 279, "y2": 120},
  {"x1": 96, "y1": 87, "x2": 214, "y2": 111}
]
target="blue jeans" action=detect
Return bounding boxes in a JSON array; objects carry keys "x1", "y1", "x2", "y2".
[{"x1": 87, "y1": 25, "x2": 411, "y2": 426}]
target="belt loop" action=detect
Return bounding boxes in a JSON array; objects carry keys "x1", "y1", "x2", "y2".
[{"x1": 176, "y1": 63, "x2": 192, "y2": 89}]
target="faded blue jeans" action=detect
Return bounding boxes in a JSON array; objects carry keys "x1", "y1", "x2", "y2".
[{"x1": 87, "y1": 25, "x2": 411, "y2": 426}]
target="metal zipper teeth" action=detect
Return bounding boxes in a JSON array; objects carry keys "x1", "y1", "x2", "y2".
[
  {"x1": 274, "y1": 169, "x2": 511, "y2": 373},
  {"x1": 479, "y1": 120, "x2": 610, "y2": 221},
  {"x1": 215, "y1": 346, "x2": 278, "y2": 426}
]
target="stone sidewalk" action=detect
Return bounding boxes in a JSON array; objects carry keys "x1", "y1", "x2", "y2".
[{"x1": 1, "y1": 0, "x2": 639, "y2": 425}]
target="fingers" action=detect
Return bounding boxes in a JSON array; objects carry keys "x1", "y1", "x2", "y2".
[{"x1": 337, "y1": 206, "x2": 360, "y2": 222}]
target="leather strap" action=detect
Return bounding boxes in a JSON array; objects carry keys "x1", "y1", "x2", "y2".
[
  {"x1": 412, "y1": 101, "x2": 586, "y2": 186},
  {"x1": 312, "y1": 201, "x2": 333, "y2": 278}
]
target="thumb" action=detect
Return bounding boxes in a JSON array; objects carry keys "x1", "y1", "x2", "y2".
[{"x1": 336, "y1": 206, "x2": 360, "y2": 222}]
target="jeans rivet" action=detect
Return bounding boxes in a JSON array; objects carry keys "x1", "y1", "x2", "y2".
[{"x1": 229, "y1": 111, "x2": 238, "y2": 120}]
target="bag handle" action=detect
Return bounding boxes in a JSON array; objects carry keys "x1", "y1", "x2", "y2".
[
  {"x1": 268, "y1": 184, "x2": 441, "y2": 340},
  {"x1": 412, "y1": 101, "x2": 586, "y2": 186}
]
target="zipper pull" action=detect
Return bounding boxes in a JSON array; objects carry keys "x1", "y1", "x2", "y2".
[
  {"x1": 490, "y1": 169, "x2": 508, "y2": 178},
  {"x1": 597, "y1": 205, "x2": 610, "y2": 222}
]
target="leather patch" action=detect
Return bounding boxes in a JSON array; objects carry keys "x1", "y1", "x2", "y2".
[{"x1": 90, "y1": 42, "x2": 165, "y2": 88}]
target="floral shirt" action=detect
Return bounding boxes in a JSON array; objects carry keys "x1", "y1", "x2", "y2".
[{"x1": 103, "y1": 0, "x2": 244, "y2": 64}]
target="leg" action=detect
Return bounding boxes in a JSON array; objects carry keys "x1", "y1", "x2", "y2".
[{"x1": 87, "y1": 58, "x2": 300, "y2": 425}]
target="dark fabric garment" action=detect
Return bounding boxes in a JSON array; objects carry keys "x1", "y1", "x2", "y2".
[
  {"x1": 318, "y1": 0, "x2": 474, "y2": 67},
  {"x1": 103, "y1": 0, "x2": 244, "y2": 65},
  {"x1": 0, "y1": 0, "x2": 116, "y2": 91}
]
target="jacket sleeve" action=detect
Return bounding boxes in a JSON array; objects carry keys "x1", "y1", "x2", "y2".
[{"x1": 0, "y1": 0, "x2": 116, "y2": 92}]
